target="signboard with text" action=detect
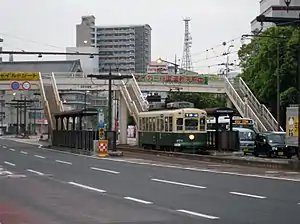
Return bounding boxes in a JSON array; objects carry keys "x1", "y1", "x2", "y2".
[
  {"x1": 134, "y1": 73, "x2": 209, "y2": 85},
  {"x1": 0, "y1": 72, "x2": 40, "y2": 81}
]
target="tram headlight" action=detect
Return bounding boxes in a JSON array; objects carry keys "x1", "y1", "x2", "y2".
[{"x1": 188, "y1": 134, "x2": 195, "y2": 141}]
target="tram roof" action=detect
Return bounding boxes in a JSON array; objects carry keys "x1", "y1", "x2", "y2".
[{"x1": 139, "y1": 108, "x2": 207, "y2": 117}]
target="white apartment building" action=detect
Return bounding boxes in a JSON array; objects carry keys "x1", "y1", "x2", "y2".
[
  {"x1": 76, "y1": 15, "x2": 151, "y2": 73},
  {"x1": 251, "y1": 0, "x2": 300, "y2": 33}
]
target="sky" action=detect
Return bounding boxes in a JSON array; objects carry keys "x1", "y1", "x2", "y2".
[{"x1": 0, "y1": 0, "x2": 259, "y2": 74}]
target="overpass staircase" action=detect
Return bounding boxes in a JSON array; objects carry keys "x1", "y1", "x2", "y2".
[
  {"x1": 224, "y1": 77, "x2": 283, "y2": 132},
  {"x1": 118, "y1": 73, "x2": 149, "y2": 124},
  {"x1": 39, "y1": 73, "x2": 65, "y2": 136}
]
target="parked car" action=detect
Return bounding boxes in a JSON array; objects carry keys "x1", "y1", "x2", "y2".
[{"x1": 254, "y1": 132, "x2": 295, "y2": 159}]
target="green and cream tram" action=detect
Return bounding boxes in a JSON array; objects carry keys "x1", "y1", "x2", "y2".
[{"x1": 138, "y1": 107, "x2": 207, "y2": 152}]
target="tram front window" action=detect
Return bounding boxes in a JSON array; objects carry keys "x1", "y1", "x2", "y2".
[{"x1": 184, "y1": 119, "x2": 198, "y2": 131}]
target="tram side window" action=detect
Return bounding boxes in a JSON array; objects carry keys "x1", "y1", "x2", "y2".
[
  {"x1": 149, "y1": 118, "x2": 152, "y2": 131},
  {"x1": 177, "y1": 118, "x2": 183, "y2": 130},
  {"x1": 160, "y1": 118, "x2": 164, "y2": 131},
  {"x1": 165, "y1": 117, "x2": 169, "y2": 132},
  {"x1": 141, "y1": 118, "x2": 145, "y2": 131},
  {"x1": 152, "y1": 117, "x2": 156, "y2": 131},
  {"x1": 139, "y1": 118, "x2": 142, "y2": 131},
  {"x1": 169, "y1": 117, "x2": 173, "y2": 131},
  {"x1": 200, "y1": 117, "x2": 206, "y2": 131},
  {"x1": 145, "y1": 117, "x2": 149, "y2": 131}
]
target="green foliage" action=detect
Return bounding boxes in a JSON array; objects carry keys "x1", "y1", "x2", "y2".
[
  {"x1": 238, "y1": 26, "x2": 300, "y2": 126},
  {"x1": 167, "y1": 92, "x2": 226, "y2": 109}
]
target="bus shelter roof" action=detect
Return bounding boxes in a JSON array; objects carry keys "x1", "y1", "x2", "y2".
[
  {"x1": 54, "y1": 108, "x2": 98, "y2": 118},
  {"x1": 205, "y1": 107, "x2": 237, "y2": 116}
]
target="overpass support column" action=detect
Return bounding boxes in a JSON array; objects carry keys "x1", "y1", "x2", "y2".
[
  {"x1": 226, "y1": 97, "x2": 233, "y2": 108},
  {"x1": 119, "y1": 93, "x2": 128, "y2": 144}
]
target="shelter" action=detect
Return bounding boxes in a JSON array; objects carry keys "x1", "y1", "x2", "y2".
[{"x1": 54, "y1": 108, "x2": 98, "y2": 131}]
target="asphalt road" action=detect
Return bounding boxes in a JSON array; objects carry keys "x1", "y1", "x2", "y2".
[{"x1": 0, "y1": 139, "x2": 300, "y2": 224}]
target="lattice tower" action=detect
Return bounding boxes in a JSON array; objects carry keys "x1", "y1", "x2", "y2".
[{"x1": 181, "y1": 17, "x2": 193, "y2": 71}]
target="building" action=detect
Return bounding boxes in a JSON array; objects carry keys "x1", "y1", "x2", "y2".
[
  {"x1": 0, "y1": 38, "x2": 3, "y2": 62},
  {"x1": 251, "y1": 0, "x2": 300, "y2": 33},
  {"x1": 66, "y1": 46, "x2": 99, "y2": 74},
  {"x1": 0, "y1": 60, "x2": 108, "y2": 133},
  {"x1": 76, "y1": 15, "x2": 151, "y2": 73}
]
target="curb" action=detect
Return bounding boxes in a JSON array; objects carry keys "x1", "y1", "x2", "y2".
[{"x1": 117, "y1": 145, "x2": 299, "y2": 171}]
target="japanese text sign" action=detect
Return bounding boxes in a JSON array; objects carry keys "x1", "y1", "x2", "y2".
[
  {"x1": 134, "y1": 73, "x2": 208, "y2": 85},
  {"x1": 0, "y1": 72, "x2": 40, "y2": 81}
]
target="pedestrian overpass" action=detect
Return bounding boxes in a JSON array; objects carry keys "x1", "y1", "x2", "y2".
[{"x1": 0, "y1": 72, "x2": 282, "y2": 144}]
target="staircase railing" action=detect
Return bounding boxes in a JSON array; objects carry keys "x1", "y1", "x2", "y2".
[
  {"x1": 51, "y1": 73, "x2": 64, "y2": 112},
  {"x1": 39, "y1": 73, "x2": 53, "y2": 131},
  {"x1": 224, "y1": 77, "x2": 267, "y2": 132},
  {"x1": 131, "y1": 73, "x2": 149, "y2": 111},
  {"x1": 118, "y1": 74, "x2": 139, "y2": 123},
  {"x1": 239, "y1": 78, "x2": 283, "y2": 131}
]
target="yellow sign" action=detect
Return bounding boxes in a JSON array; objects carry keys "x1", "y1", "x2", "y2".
[
  {"x1": 99, "y1": 128, "x2": 105, "y2": 138},
  {"x1": 97, "y1": 139, "x2": 108, "y2": 157},
  {"x1": 0, "y1": 72, "x2": 40, "y2": 81},
  {"x1": 286, "y1": 116, "x2": 298, "y2": 137}
]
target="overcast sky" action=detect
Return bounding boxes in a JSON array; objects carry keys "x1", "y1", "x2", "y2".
[{"x1": 0, "y1": 0, "x2": 259, "y2": 74}]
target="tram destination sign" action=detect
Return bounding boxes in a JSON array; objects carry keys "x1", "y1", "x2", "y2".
[{"x1": 134, "y1": 73, "x2": 209, "y2": 85}]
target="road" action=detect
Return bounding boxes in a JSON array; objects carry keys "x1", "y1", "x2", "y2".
[{"x1": 0, "y1": 138, "x2": 299, "y2": 223}]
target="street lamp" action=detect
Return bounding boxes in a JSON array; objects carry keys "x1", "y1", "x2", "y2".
[
  {"x1": 284, "y1": 0, "x2": 291, "y2": 12},
  {"x1": 242, "y1": 33, "x2": 287, "y2": 131},
  {"x1": 222, "y1": 44, "x2": 234, "y2": 77},
  {"x1": 156, "y1": 56, "x2": 179, "y2": 74}
]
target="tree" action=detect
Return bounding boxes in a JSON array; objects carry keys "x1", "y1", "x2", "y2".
[
  {"x1": 167, "y1": 92, "x2": 226, "y2": 109},
  {"x1": 238, "y1": 26, "x2": 300, "y2": 127}
]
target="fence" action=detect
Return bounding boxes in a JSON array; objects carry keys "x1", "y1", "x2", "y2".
[{"x1": 52, "y1": 130, "x2": 98, "y2": 155}]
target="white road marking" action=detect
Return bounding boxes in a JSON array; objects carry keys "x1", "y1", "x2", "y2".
[
  {"x1": 151, "y1": 178, "x2": 206, "y2": 189},
  {"x1": 55, "y1": 160, "x2": 72, "y2": 165},
  {"x1": 176, "y1": 209, "x2": 220, "y2": 220},
  {"x1": 124, "y1": 197, "x2": 153, "y2": 204},
  {"x1": 230, "y1": 191, "x2": 266, "y2": 199},
  {"x1": 34, "y1": 155, "x2": 45, "y2": 159},
  {"x1": 265, "y1": 171, "x2": 279, "y2": 174},
  {"x1": 4, "y1": 161, "x2": 16, "y2": 167},
  {"x1": 20, "y1": 151, "x2": 28, "y2": 155},
  {"x1": 90, "y1": 167, "x2": 119, "y2": 174},
  {"x1": 26, "y1": 169, "x2": 44, "y2": 176},
  {"x1": 68, "y1": 182, "x2": 106, "y2": 193},
  {"x1": 285, "y1": 172, "x2": 299, "y2": 175},
  {"x1": 11, "y1": 138, "x2": 300, "y2": 182},
  {"x1": 298, "y1": 203, "x2": 300, "y2": 205},
  {"x1": 2, "y1": 146, "x2": 7, "y2": 148},
  {"x1": 9, "y1": 148, "x2": 15, "y2": 151}
]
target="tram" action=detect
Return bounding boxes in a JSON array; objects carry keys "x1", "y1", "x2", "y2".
[{"x1": 138, "y1": 101, "x2": 207, "y2": 152}]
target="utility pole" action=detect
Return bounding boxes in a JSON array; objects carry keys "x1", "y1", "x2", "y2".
[
  {"x1": 87, "y1": 70, "x2": 132, "y2": 150},
  {"x1": 10, "y1": 99, "x2": 37, "y2": 138},
  {"x1": 242, "y1": 34, "x2": 286, "y2": 131},
  {"x1": 256, "y1": 1, "x2": 300, "y2": 159}
]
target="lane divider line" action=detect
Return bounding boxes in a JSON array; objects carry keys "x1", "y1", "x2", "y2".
[
  {"x1": 55, "y1": 160, "x2": 72, "y2": 165},
  {"x1": 9, "y1": 148, "x2": 15, "y2": 151},
  {"x1": 176, "y1": 209, "x2": 220, "y2": 220},
  {"x1": 90, "y1": 167, "x2": 120, "y2": 174},
  {"x1": 4, "y1": 161, "x2": 16, "y2": 167},
  {"x1": 124, "y1": 197, "x2": 153, "y2": 204},
  {"x1": 68, "y1": 182, "x2": 106, "y2": 193},
  {"x1": 151, "y1": 178, "x2": 206, "y2": 189},
  {"x1": 34, "y1": 155, "x2": 45, "y2": 159},
  {"x1": 176, "y1": 209, "x2": 219, "y2": 220},
  {"x1": 20, "y1": 151, "x2": 28, "y2": 155},
  {"x1": 229, "y1": 191, "x2": 266, "y2": 199},
  {"x1": 26, "y1": 169, "x2": 44, "y2": 176}
]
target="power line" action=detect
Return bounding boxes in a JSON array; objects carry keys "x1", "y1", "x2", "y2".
[
  {"x1": 191, "y1": 36, "x2": 242, "y2": 57},
  {"x1": 193, "y1": 50, "x2": 239, "y2": 64}
]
